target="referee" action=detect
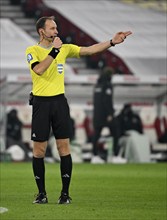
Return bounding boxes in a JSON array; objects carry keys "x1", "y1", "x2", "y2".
[{"x1": 26, "y1": 16, "x2": 132, "y2": 204}]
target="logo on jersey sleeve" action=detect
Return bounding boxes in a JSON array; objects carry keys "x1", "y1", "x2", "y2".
[
  {"x1": 57, "y1": 64, "x2": 64, "y2": 74},
  {"x1": 27, "y1": 53, "x2": 33, "y2": 63}
]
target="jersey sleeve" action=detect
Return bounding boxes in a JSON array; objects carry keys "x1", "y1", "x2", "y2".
[
  {"x1": 66, "y1": 44, "x2": 81, "y2": 58},
  {"x1": 25, "y1": 46, "x2": 39, "y2": 68}
]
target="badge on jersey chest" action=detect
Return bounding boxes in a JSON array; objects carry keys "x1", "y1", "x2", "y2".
[{"x1": 57, "y1": 64, "x2": 63, "y2": 74}]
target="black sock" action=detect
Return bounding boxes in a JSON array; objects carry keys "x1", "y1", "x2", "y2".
[
  {"x1": 60, "y1": 154, "x2": 72, "y2": 195},
  {"x1": 32, "y1": 157, "x2": 46, "y2": 194}
]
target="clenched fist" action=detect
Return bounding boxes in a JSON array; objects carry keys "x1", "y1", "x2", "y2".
[{"x1": 53, "y1": 37, "x2": 62, "y2": 49}]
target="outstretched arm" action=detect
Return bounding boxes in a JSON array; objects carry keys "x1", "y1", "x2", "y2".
[{"x1": 79, "y1": 31, "x2": 132, "y2": 56}]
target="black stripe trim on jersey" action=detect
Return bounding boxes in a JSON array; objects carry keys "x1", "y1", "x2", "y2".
[{"x1": 31, "y1": 61, "x2": 40, "y2": 70}]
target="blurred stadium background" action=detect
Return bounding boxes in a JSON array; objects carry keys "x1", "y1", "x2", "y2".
[{"x1": 0, "y1": 0, "x2": 167, "y2": 163}]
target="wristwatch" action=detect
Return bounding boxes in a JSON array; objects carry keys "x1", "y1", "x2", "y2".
[{"x1": 110, "y1": 39, "x2": 115, "y2": 47}]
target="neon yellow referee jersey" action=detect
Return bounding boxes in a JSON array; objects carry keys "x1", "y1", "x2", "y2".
[{"x1": 26, "y1": 44, "x2": 81, "y2": 96}]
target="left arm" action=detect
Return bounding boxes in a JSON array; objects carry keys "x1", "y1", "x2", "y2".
[{"x1": 80, "y1": 31, "x2": 132, "y2": 56}]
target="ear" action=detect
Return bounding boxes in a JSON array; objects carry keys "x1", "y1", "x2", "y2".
[{"x1": 39, "y1": 28, "x2": 44, "y2": 35}]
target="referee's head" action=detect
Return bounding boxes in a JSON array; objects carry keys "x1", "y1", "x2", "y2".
[{"x1": 36, "y1": 16, "x2": 55, "y2": 35}]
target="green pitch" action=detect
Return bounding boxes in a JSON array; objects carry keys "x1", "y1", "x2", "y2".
[{"x1": 0, "y1": 162, "x2": 166, "y2": 220}]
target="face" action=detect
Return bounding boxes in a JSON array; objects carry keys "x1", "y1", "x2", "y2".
[{"x1": 41, "y1": 19, "x2": 58, "y2": 41}]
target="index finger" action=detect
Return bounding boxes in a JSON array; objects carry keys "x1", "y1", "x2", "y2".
[{"x1": 124, "y1": 31, "x2": 132, "y2": 36}]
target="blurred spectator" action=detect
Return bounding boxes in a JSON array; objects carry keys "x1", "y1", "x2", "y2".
[
  {"x1": 109, "y1": 115, "x2": 122, "y2": 156},
  {"x1": 92, "y1": 67, "x2": 114, "y2": 163},
  {"x1": 83, "y1": 110, "x2": 94, "y2": 143},
  {"x1": 6, "y1": 109, "x2": 30, "y2": 160},
  {"x1": 6, "y1": 109, "x2": 23, "y2": 142},
  {"x1": 112, "y1": 103, "x2": 143, "y2": 155},
  {"x1": 154, "y1": 116, "x2": 167, "y2": 143},
  {"x1": 120, "y1": 103, "x2": 143, "y2": 135},
  {"x1": 117, "y1": 104, "x2": 150, "y2": 163}
]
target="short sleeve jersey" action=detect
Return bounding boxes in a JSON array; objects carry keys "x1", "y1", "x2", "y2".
[{"x1": 26, "y1": 44, "x2": 81, "y2": 96}]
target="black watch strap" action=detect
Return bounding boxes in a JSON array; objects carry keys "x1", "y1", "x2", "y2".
[{"x1": 110, "y1": 39, "x2": 115, "y2": 47}]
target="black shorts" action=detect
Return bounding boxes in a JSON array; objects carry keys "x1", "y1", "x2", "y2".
[{"x1": 31, "y1": 94, "x2": 71, "y2": 141}]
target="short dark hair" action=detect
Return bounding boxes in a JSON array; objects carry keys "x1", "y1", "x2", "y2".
[{"x1": 36, "y1": 16, "x2": 55, "y2": 35}]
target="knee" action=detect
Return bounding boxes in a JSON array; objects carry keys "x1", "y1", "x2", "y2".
[
  {"x1": 33, "y1": 149, "x2": 45, "y2": 158},
  {"x1": 56, "y1": 139, "x2": 70, "y2": 156},
  {"x1": 33, "y1": 142, "x2": 47, "y2": 158}
]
